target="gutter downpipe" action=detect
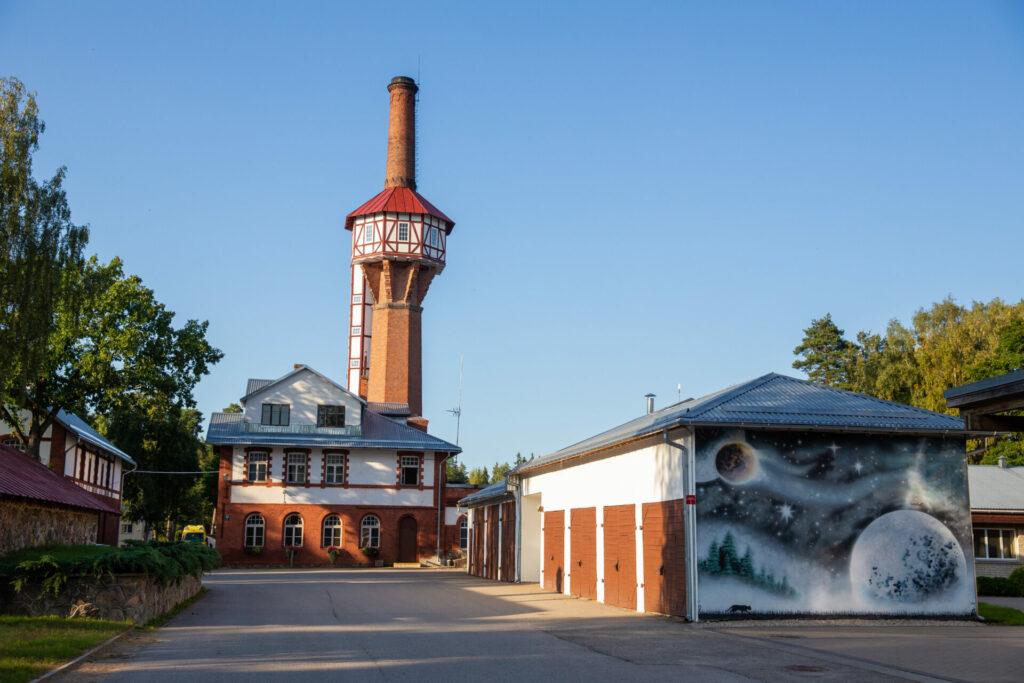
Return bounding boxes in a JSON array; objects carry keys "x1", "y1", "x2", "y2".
[{"x1": 663, "y1": 427, "x2": 699, "y2": 622}]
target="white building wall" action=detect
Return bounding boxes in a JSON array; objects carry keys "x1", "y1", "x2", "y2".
[{"x1": 243, "y1": 368, "x2": 363, "y2": 428}]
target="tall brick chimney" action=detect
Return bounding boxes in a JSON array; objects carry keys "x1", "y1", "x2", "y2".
[{"x1": 385, "y1": 76, "x2": 417, "y2": 191}]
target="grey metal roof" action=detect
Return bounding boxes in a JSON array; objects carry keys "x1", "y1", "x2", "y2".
[
  {"x1": 206, "y1": 408, "x2": 460, "y2": 453},
  {"x1": 245, "y1": 379, "x2": 274, "y2": 396},
  {"x1": 458, "y1": 479, "x2": 510, "y2": 507},
  {"x1": 968, "y1": 465, "x2": 1024, "y2": 511},
  {"x1": 944, "y1": 369, "x2": 1024, "y2": 401},
  {"x1": 513, "y1": 373, "x2": 965, "y2": 475},
  {"x1": 56, "y1": 409, "x2": 135, "y2": 465},
  {"x1": 368, "y1": 402, "x2": 411, "y2": 416}
]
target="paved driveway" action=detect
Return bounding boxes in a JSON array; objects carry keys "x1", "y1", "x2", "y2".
[{"x1": 60, "y1": 569, "x2": 1022, "y2": 682}]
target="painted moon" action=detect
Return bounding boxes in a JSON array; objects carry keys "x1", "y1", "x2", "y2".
[
  {"x1": 849, "y1": 510, "x2": 966, "y2": 603},
  {"x1": 715, "y1": 442, "x2": 758, "y2": 484}
]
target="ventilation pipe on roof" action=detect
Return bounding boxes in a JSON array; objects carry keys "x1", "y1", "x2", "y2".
[
  {"x1": 646, "y1": 393, "x2": 656, "y2": 415},
  {"x1": 663, "y1": 428, "x2": 699, "y2": 622},
  {"x1": 999, "y1": 455, "x2": 1008, "y2": 469}
]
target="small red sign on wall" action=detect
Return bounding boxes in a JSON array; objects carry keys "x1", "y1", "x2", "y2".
[{"x1": 685, "y1": 494, "x2": 696, "y2": 505}]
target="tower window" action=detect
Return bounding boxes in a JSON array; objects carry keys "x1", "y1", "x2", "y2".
[
  {"x1": 351, "y1": 326, "x2": 361, "y2": 336},
  {"x1": 363, "y1": 224, "x2": 374, "y2": 245},
  {"x1": 428, "y1": 227, "x2": 437, "y2": 247},
  {"x1": 261, "y1": 403, "x2": 290, "y2": 426},
  {"x1": 353, "y1": 294, "x2": 362, "y2": 304},
  {"x1": 350, "y1": 359, "x2": 360, "y2": 368},
  {"x1": 318, "y1": 405, "x2": 346, "y2": 428},
  {"x1": 397, "y1": 222, "x2": 409, "y2": 241}
]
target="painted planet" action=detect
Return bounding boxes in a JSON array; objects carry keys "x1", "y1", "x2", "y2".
[
  {"x1": 849, "y1": 510, "x2": 966, "y2": 604},
  {"x1": 715, "y1": 442, "x2": 758, "y2": 484}
]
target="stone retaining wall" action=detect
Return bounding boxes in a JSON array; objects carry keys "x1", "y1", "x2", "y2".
[
  {"x1": 0, "y1": 573, "x2": 202, "y2": 624},
  {"x1": 0, "y1": 499, "x2": 98, "y2": 554}
]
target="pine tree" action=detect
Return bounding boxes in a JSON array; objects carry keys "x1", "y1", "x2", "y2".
[
  {"x1": 703, "y1": 539, "x2": 721, "y2": 573},
  {"x1": 792, "y1": 313, "x2": 855, "y2": 387},
  {"x1": 719, "y1": 532, "x2": 739, "y2": 575},
  {"x1": 739, "y1": 547, "x2": 754, "y2": 578}
]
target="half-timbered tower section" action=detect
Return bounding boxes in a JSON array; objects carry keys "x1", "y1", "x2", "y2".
[
  {"x1": 465, "y1": 373, "x2": 978, "y2": 621},
  {"x1": 1, "y1": 410, "x2": 134, "y2": 545},
  {"x1": 344, "y1": 76, "x2": 455, "y2": 423},
  {"x1": 208, "y1": 365, "x2": 462, "y2": 566}
]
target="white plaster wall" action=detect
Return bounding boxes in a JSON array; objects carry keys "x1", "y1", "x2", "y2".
[
  {"x1": 445, "y1": 507, "x2": 462, "y2": 525},
  {"x1": 349, "y1": 452, "x2": 397, "y2": 485},
  {"x1": 243, "y1": 368, "x2": 362, "y2": 428},
  {"x1": 229, "y1": 485, "x2": 433, "y2": 507},
  {"x1": 520, "y1": 440, "x2": 685, "y2": 509}
]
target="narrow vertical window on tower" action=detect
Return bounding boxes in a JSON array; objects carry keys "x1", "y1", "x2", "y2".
[
  {"x1": 398, "y1": 222, "x2": 409, "y2": 241},
  {"x1": 363, "y1": 223, "x2": 374, "y2": 245}
]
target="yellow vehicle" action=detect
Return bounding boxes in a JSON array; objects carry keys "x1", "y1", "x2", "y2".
[{"x1": 182, "y1": 525, "x2": 206, "y2": 543}]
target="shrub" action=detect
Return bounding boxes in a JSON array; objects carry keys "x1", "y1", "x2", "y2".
[
  {"x1": 1008, "y1": 567, "x2": 1024, "y2": 595},
  {"x1": 1, "y1": 541, "x2": 220, "y2": 597},
  {"x1": 977, "y1": 576, "x2": 1022, "y2": 597}
]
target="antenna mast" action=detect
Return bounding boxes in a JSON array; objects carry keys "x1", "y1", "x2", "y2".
[{"x1": 447, "y1": 354, "x2": 463, "y2": 446}]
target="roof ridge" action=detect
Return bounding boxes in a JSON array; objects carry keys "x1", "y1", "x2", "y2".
[
  {"x1": 774, "y1": 374, "x2": 959, "y2": 419},
  {"x1": 683, "y1": 373, "x2": 781, "y2": 419}
]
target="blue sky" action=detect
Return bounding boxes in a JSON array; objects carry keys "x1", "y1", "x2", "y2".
[{"x1": 2, "y1": 1, "x2": 1023, "y2": 469}]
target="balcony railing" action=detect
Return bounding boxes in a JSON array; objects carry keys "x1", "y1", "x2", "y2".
[{"x1": 240, "y1": 422, "x2": 361, "y2": 437}]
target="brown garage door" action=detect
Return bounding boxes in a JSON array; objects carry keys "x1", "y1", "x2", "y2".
[
  {"x1": 603, "y1": 504, "x2": 636, "y2": 610},
  {"x1": 570, "y1": 507, "x2": 597, "y2": 600},
  {"x1": 471, "y1": 511, "x2": 485, "y2": 577},
  {"x1": 543, "y1": 510, "x2": 565, "y2": 593},
  {"x1": 486, "y1": 505, "x2": 499, "y2": 580},
  {"x1": 642, "y1": 499, "x2": 687, "y2": 616},
  {"x1": 500, "y1": 501, "x2": 516, "y2": 582}
]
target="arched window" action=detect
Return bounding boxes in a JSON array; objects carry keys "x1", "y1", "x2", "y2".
[
  {"x1": 361, "y1": 515, "x2": 380, "y2": 549},
  {"x1": 244, "y1": 513, "x2": 265, "y2": 548},
  {"x1": 322, "y1": 515, "x2": 343, "y2": 547},
  {"x1": 459, "y1": 517, "x2": 468, "y2": 552},
  {"x1": 283, "y1": 513, "x2": 303, "y2": 547}
]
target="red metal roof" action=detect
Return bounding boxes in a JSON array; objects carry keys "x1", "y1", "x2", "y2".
[
  {"x1": 0, "y1": 444, "x2": 120, "y2": 514},
  {"x1": 345, "y1": 187, "x2": 454, "y2": 232}
]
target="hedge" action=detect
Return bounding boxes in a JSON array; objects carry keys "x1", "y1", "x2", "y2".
[
  {"x1": 0, "y1": 541, "x2": 220, "y2": 597},
  {"x1": 977, "y1": 567, "x2": 1024, "y2": 598}
]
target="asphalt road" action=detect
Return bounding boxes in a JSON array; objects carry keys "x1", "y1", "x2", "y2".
[{"x1": 58, "y1": 569, "x2": 1024, "y2": 682}]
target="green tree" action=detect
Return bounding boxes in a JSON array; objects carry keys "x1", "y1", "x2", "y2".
[
  {"x1": 719, "y1": 531, "x2": 739, "y2": 575},
  {"x1": 222, "y1": 402, "x2": 243, "y2": 414},
  {"x1": 447, "y1": 459, "x2": 469, "y2": 484},
  {"x1": 968, "y1": 320, "x2": 1024, "y2": 381},
  {"x1": 0, "y1": 77, "x2": 89, "y2": 457},
  {"x1": 491, "y1": 461, "x2": 511, "y2": 484},
  {"x1": 792, "y1": 313, "x2": 855, "y2": 387},
  {"x1": 468, "y1": 466, "x2": 490, "y2": 485},
  {"x1": 702, "y1": 539, "x2": 720, "y2": 573},
  {"x1": 739, "y1": 547, "x2": 754, "y2": 578}
]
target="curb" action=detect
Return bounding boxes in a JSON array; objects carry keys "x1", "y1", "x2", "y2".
[{"x1": 30, "y1": 626, "x2": 134, "y2": 683}]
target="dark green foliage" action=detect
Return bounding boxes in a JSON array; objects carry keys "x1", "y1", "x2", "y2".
[
  {"x1": 976, "y1": 576, "x2": 1024, "y2": 597},
  {"x1": 0, "y1": 541, "x2": 220, "y2": 597},
  {"x1": 446, "y1": 459, "x2": 469, "y2": 483},
  {"x1": 792, "y1": 313, "x2": 854, "y2": 387},
  {"x1": 1009, "y1": 567, "x2": 1024, "y2": 594}
]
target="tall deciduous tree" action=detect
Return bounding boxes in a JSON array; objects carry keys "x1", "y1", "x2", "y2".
[{"x1": 792, "y1": 313, "x2": 854, "y2": 387}]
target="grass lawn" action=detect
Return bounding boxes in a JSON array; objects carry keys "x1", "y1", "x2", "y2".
[
  {"x1": 978, "y1": 602, "x2": 1024, "y2": 625},
  {"x1": 0, "y1": 615, "x2": 128, "y2": 683}
]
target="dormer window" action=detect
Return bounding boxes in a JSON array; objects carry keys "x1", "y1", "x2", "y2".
[
  {"x1": 261, "y1": 403, "x2": 290, "y2": 426},
  {"x1": 318, "y1": 405, "x2": 345, "y2": 428},
  {"x1": 397, "y1": 222, "x2": 409, "y2": 241}
]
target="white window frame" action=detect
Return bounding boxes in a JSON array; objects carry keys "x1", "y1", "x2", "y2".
[
  {"x1": 350, "y1": 358, "x2": 360, "y2": 368},
  {"x1": 397, "y1": 222, "x2": 409, "y2": 241},
  {"x1": 353, "y1": 294, "x2": 362, "y2": 304},
  {"x1": 283, "y1": 513, "x2": 303, "y2": 547},
  {"x1": 459, "y1": 517, "x2": 468, "y2": 551},
  {"x1": 361, "y1": 515, "x2": 381, "y2": 548},
  {"x1": 245, "y1": 513, "x2": 265, "y2": 548},
  {"x1": 322, "y1": 514, "x2": 343, "y2": 547},
  {"x1": 3, "y1": 438, "x2": 25, "y2": 452},
  {"x1": 247, "y1": 452, "x2": 268, "y2": 482},
  {"x1": 400, "y1": 455, "x2": 420, "y2": 486},
  {"x1": 975, "y1": 527, "x2": 1017, "y2": 560},
  {"x1": 363, "y1": 223, "x2": 374, "y2": 245},
  {"x1": 325, "y1": 454, "x2": 346, "y2": 484},
  {"x1": 286, "y1": 453, "x2": 306, "y2": 484}
]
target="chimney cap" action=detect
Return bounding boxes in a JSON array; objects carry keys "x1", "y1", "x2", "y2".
[{"x1": 389, "y1": 75, "x2": 418, "y2": 90}]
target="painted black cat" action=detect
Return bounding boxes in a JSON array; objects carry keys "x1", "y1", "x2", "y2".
[{"x1": 727, "y1": 604, "x2": 752, "y2": 613}]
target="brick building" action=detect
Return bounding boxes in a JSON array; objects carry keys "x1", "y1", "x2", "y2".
[
  {"x1": 209, "y1": 75, "x2": 465, "y2": 566},
  {"x1": 464, "y1": 373, "x2": 978, "y2": 620},
  {"x1": 1, "y1": 410, "x2": 134, "y2": 545}
]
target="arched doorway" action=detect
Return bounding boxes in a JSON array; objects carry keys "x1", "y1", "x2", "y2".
[{"x1": 398, "y1": 516, "x2": 418, "y2": 563}]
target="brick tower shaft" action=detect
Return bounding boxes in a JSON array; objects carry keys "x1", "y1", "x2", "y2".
[{"x1": 385, "y1": 77, "x2": 417, "y2": 191}]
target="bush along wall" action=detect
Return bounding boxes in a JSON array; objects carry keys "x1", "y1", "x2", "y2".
[
  {"x1": 0, "y1": 541, "x2": 219, "y2": 623},
  {"x1": 977, "y1": 568, "x2": 1024, "y2": 598}
]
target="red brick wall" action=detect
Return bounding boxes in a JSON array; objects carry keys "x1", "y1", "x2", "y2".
[
  {"x1": 218, "y1": 502, "x2": 438, "y2": 567},
  {"x1": 642, "y1": 499, "x2": 686, "y2": 617},
  {"x1": 570, "y1": 507, "x2": 597, "y2": 600}
]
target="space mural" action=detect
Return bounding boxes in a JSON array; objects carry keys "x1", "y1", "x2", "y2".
[{"x1": 695, "y1": 428, "x2": 976, "y2": 616}]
